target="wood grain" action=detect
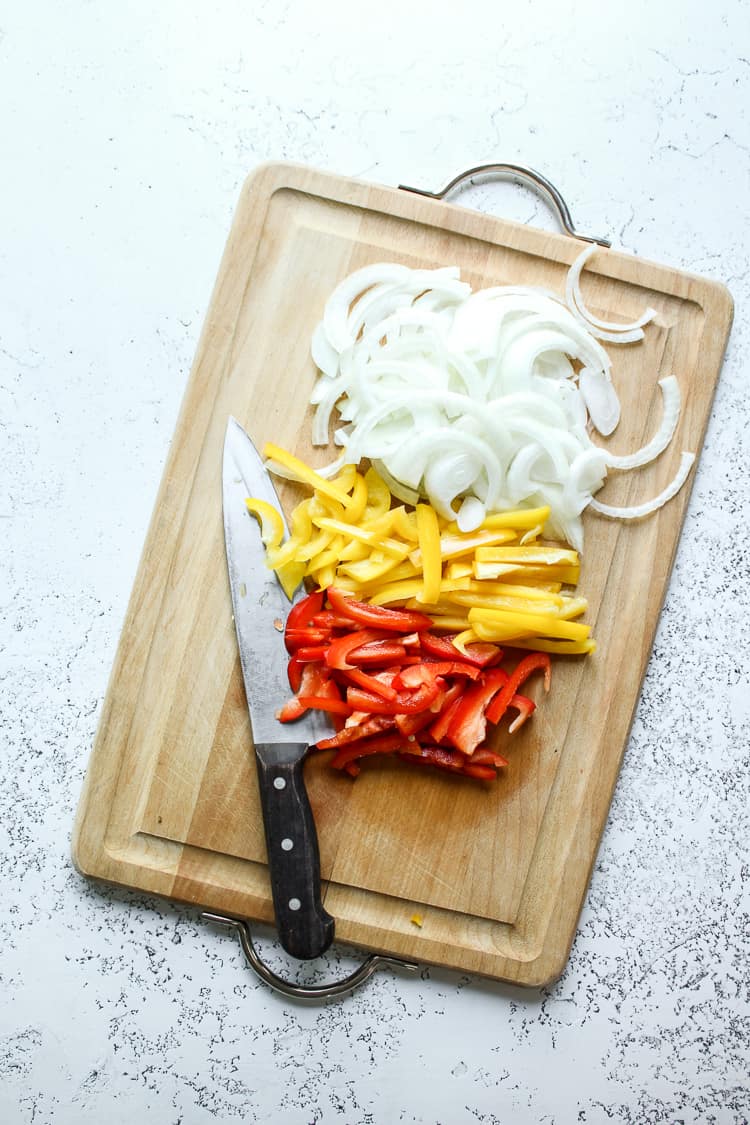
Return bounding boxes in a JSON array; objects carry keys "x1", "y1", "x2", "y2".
[{"x1": 72, "y1": 162, "x2": 733, "y2": 985}]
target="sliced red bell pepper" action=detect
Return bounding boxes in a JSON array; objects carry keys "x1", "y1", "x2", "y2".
[
  {"x1": 461, "y1": 763, "x2": 497, "y2": 781},
  {"x1": 311, "y1": 611, "x2": 359, "y2": 630},
  {"x1": 315, "y1": 715, "x2": 395, "y2": 750},
  {"x1": 297, "y1": 695, "x2": 352, "y2": 716},
  {"x1": 419, "y1": 632, "x2": 503, "y2": 667},
  {"x1": 426, "y1": 683, "x2": 465, "y2": 742},
  {"x1": 342, "y1": 667, "x2": 398, "y2": 701},
  {"x1": 470, "y1": 747, "x2": 509, "y2": 767},
  {"x1": 277, "y1": 662, "x2": 336, "y2": 722},
  {"x1": 508, "y1": 693, "x2": 535, "y2": 733},
  {"x1": 325, "y1": 629, "x2": 385, "y2": 670},
  {"x1": 398, "y1": 745, "x2": 466, "y2": 771},
  {"x1": 344, "y1": 639, "x2": 408, "y2": 664},
  {"x1": 446, "y1": 668, "x2": 509, "y2": 756},
  {"x1": 327, "y1": 587, "x2": 433, "y2": 632},
  {"x1": 395, "y1": 661, "x2": 480, "y2": 689},
  {"x1": 285, "y1": 590, "x2": 324, "y2": 633},
  {"x1": 485, "y1": 653, "x2": 551, "y2": 726},
  {"x1": 330, "y1": 731, "x2": 408, "y2": 770},
  {"x1": 346, "y1": 679, "x2": 441, "y2": 716},
  {"x1": 284, "y1": 627, "x2": 332, "y2": 653},
  {"x1": 292, "y1": 644, "x2": 331, "y2": 663},
  {"x1": 395, "y1": 709, "x2": 441, "y2": 737}
]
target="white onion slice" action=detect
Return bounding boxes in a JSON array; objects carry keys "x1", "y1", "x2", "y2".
[
  {"x1": 589, "y1": 452, "x2": 695, "y2": 520},
  {"x1": 602, "y1": 377, "x2": 681, "y2": 470},
  {"x1": 579, "y1": 367, "x2": 621, "y2": 436},
  {"x1": 566, "y1": 244, "x2": 658, "y2": 339}
]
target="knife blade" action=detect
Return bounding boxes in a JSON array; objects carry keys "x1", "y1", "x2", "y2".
[{"x1": 222, "y1": 417, "x2": 334, "y2": 960}]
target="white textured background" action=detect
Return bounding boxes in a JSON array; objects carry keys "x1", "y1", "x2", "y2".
[{"x1": 1, "y1": 1, "x2": 749, "y2": 1122}]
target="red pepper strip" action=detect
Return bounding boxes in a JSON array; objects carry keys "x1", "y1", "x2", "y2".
[
  {"x1": 284, "y1": 627, "x2": 332, "y2": 653},
  {"x1": 316, "y1": 715, "x2": 395, "y2": 750},
  {"x1": 462, "y1": 764, "x2": 497, "y2": 781},
  {"x1": 327, "y1": 587, "x2": 433, "y2": 633},
  {"x1": 285, "y1": 590, "x2": 325, "y2": 634},
  {"x1": 330, "y1": 731, "x2": 408, "y2": 770},
  {"x1": 471, "y1": 747, "x2": 509, "y2": 767},
  {"x1": 325, "y1": 629, "x2": 386, "y2": 670},
  {"x1": 297, "y1": 695, "x2": 352, "y2": 716},
  {"x1": 345, "y1": 639, "x2": 408, "y2": 664},
  {"x1": 310, "y1": 611, "x2": 358, "y2": 629},
  {"x1": 277, "y1": 662, "x2": 332, "y2": 722},
  {"x1": 342, "y1": 667, "x2": 398, "y2": 702},
  {"x1": 346, "y1": 679, "x2": 441, "y2": 716},
  {"x1": 508, "y1": 693, "x2": 535, "y2": 733},
  {"x1": 485, "y1": 653, "x2": 551, "y2": 726},
  {"x1": 395, "y1": 708, "x2": 441, "y2": 737},
  {"x1": 293, "y1": 644, "x2": 331, "y2": 663},
  {"x1": 395, "y1": 661, "x2": 480, "y2": 689},
  {"x1": 398, "y1": 745, "x2": 466, "y2": 771},
  {"x1": 426, "y1": 684, "x2": 465, "y2": 742},
  {"x1": 287, "y1": 653, "x2": 304, "y2": 693},
  {"x1": 447, "y1": 668, "x2": 509, "y2": 756},
  {"x1": 419, "y1": 632, "x2": 503, "y2": 667}
]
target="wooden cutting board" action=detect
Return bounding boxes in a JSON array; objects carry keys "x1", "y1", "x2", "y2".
[{"x1": 72, "y1": 162, "x2": 732, "y2": 986}]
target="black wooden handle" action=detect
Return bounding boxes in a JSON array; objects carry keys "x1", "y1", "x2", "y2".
[{"x1": 254, "y1": 744, "x2": 334, "y2": 960}]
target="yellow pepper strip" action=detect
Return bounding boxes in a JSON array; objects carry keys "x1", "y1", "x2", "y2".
[
  {"x1": 473, "y1": 562, "x2": 578, "y2": 584},
  {"x1": 474, "y1": 546, "x2": 580, "y2": 567},
  {"x1": 390, "y1": 506, "x2": 419, "y2": 542},
  {"x1": 244, "y1": 498, "x2": 285, "y2": 551},
  {"x1": 275, "y1": 560, "x2": 306, "y2": 600},
  {"x1": 448, "y1": 591, "x2": 565, "y2": 615},
  {"x1": 480, "y1": 506, "x2": 551, "y2": 530},
  {"x1": 293, "y1": 528, "x2": 334, "y2": 563},
  {"x1": 341, "y1": 471, "x2": 368, "y2": 523},
  {"x1": 463, "y1": 580, "x2": 564, "y2": 603},
  {"x1": 337, "y1": 539, "x2": 371, "y2": 563},
  {"x1": 520, "y1": 524, "x2": 544, "y2": 545},
  {"x1": 475, "y1": 633, "x2": 597, "y2": 656},
  {"x1": 556, "y1": 596, "x2": 589, "y2": 620},
  {"x1": 311, "y1": 517, "x2": 409, "y2": 558},
  {"x1": 339, "y1": 553, "x2": 408, "y2": 584},
  {"x1": 307, "y1": 536, "x2": 347, "y2": 573},
  {"x1": 410, "y1": 528, "x2": 517, "y2": 567},
  {"x1": 370, "y1": 577, "x2": 472, "y2": 607},
  {"x1": 313, "y1": 563, "x2": 337, "y2": 589},
  {"x1": 416, "y1": 503, "x2": 442, "y2": 604},
  {"x1": 440, "y1": 625, "x2": 481, "y2": 652},
  {"x1": 264, "y1": 443, "x2": 353, "y2": 508},
  {"x1": 444, "y1": 560, "x2": 473, "y2": 580},
  {"x1": 363, "y1": 467, "x2": 391, "y2": 518},
  {"x1": 428, "y1": 617, "x2": 476, "y2": 633},
  {"x1": 467, "y1": 607, "x2": 591, "y2": 642}
]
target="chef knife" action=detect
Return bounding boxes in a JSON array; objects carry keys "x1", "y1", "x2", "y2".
[{"x1": 222, "y1": 417, "x2": 334, "y2": 960}]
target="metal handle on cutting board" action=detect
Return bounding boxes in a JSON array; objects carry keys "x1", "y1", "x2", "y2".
[
  {"x1": 399, "y1": 162, "x2": 611, "y2": 247},
  {"x1": 202, "y1": 912, "x2": 419, "y2": 1000}
]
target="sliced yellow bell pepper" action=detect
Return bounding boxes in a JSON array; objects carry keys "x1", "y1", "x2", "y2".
[
  {"x1": 467, "y1": 606, "x2": 591, "y2": 642},
  {"x1": 416, "y1": 503, "x2": 441, "y2": 604},
  {"x1": 244, "y1": 498, "x2": 285, "y2": 550}
]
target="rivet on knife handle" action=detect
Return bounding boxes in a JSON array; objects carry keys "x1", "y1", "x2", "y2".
[{"x1": 254, "y1": 743, "x2": 334, "y2": 960}]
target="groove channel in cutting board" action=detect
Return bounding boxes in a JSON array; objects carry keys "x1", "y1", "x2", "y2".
[{"x1": 73, "y1": 162, "x2": 732, "y2": 985}]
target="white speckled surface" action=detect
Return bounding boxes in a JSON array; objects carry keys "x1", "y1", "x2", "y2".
[{"x1": 2, "y1": 2, "x2": 749, "y2": 1121}]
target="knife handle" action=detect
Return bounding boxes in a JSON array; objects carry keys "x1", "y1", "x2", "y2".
[{"x1": 255, "y1": 745, "x2": 335, "y2": 960}]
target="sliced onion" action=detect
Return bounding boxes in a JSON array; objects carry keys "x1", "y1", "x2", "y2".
[
  {"x1": 589, "y1": 453, "x2": 695, "y2": 520},
  {"x1": 566, "y1": 244, "x2": 658, "y2": 340},
  {"x1": 579, "y1": 367, "x2": 621, "y2": 436},
  {"x1": 309, "y1": 261, "x2": 694, "y2": 552},
  {"x1": 601, "y1": 377, "x2": 681, "y2": 470}
]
